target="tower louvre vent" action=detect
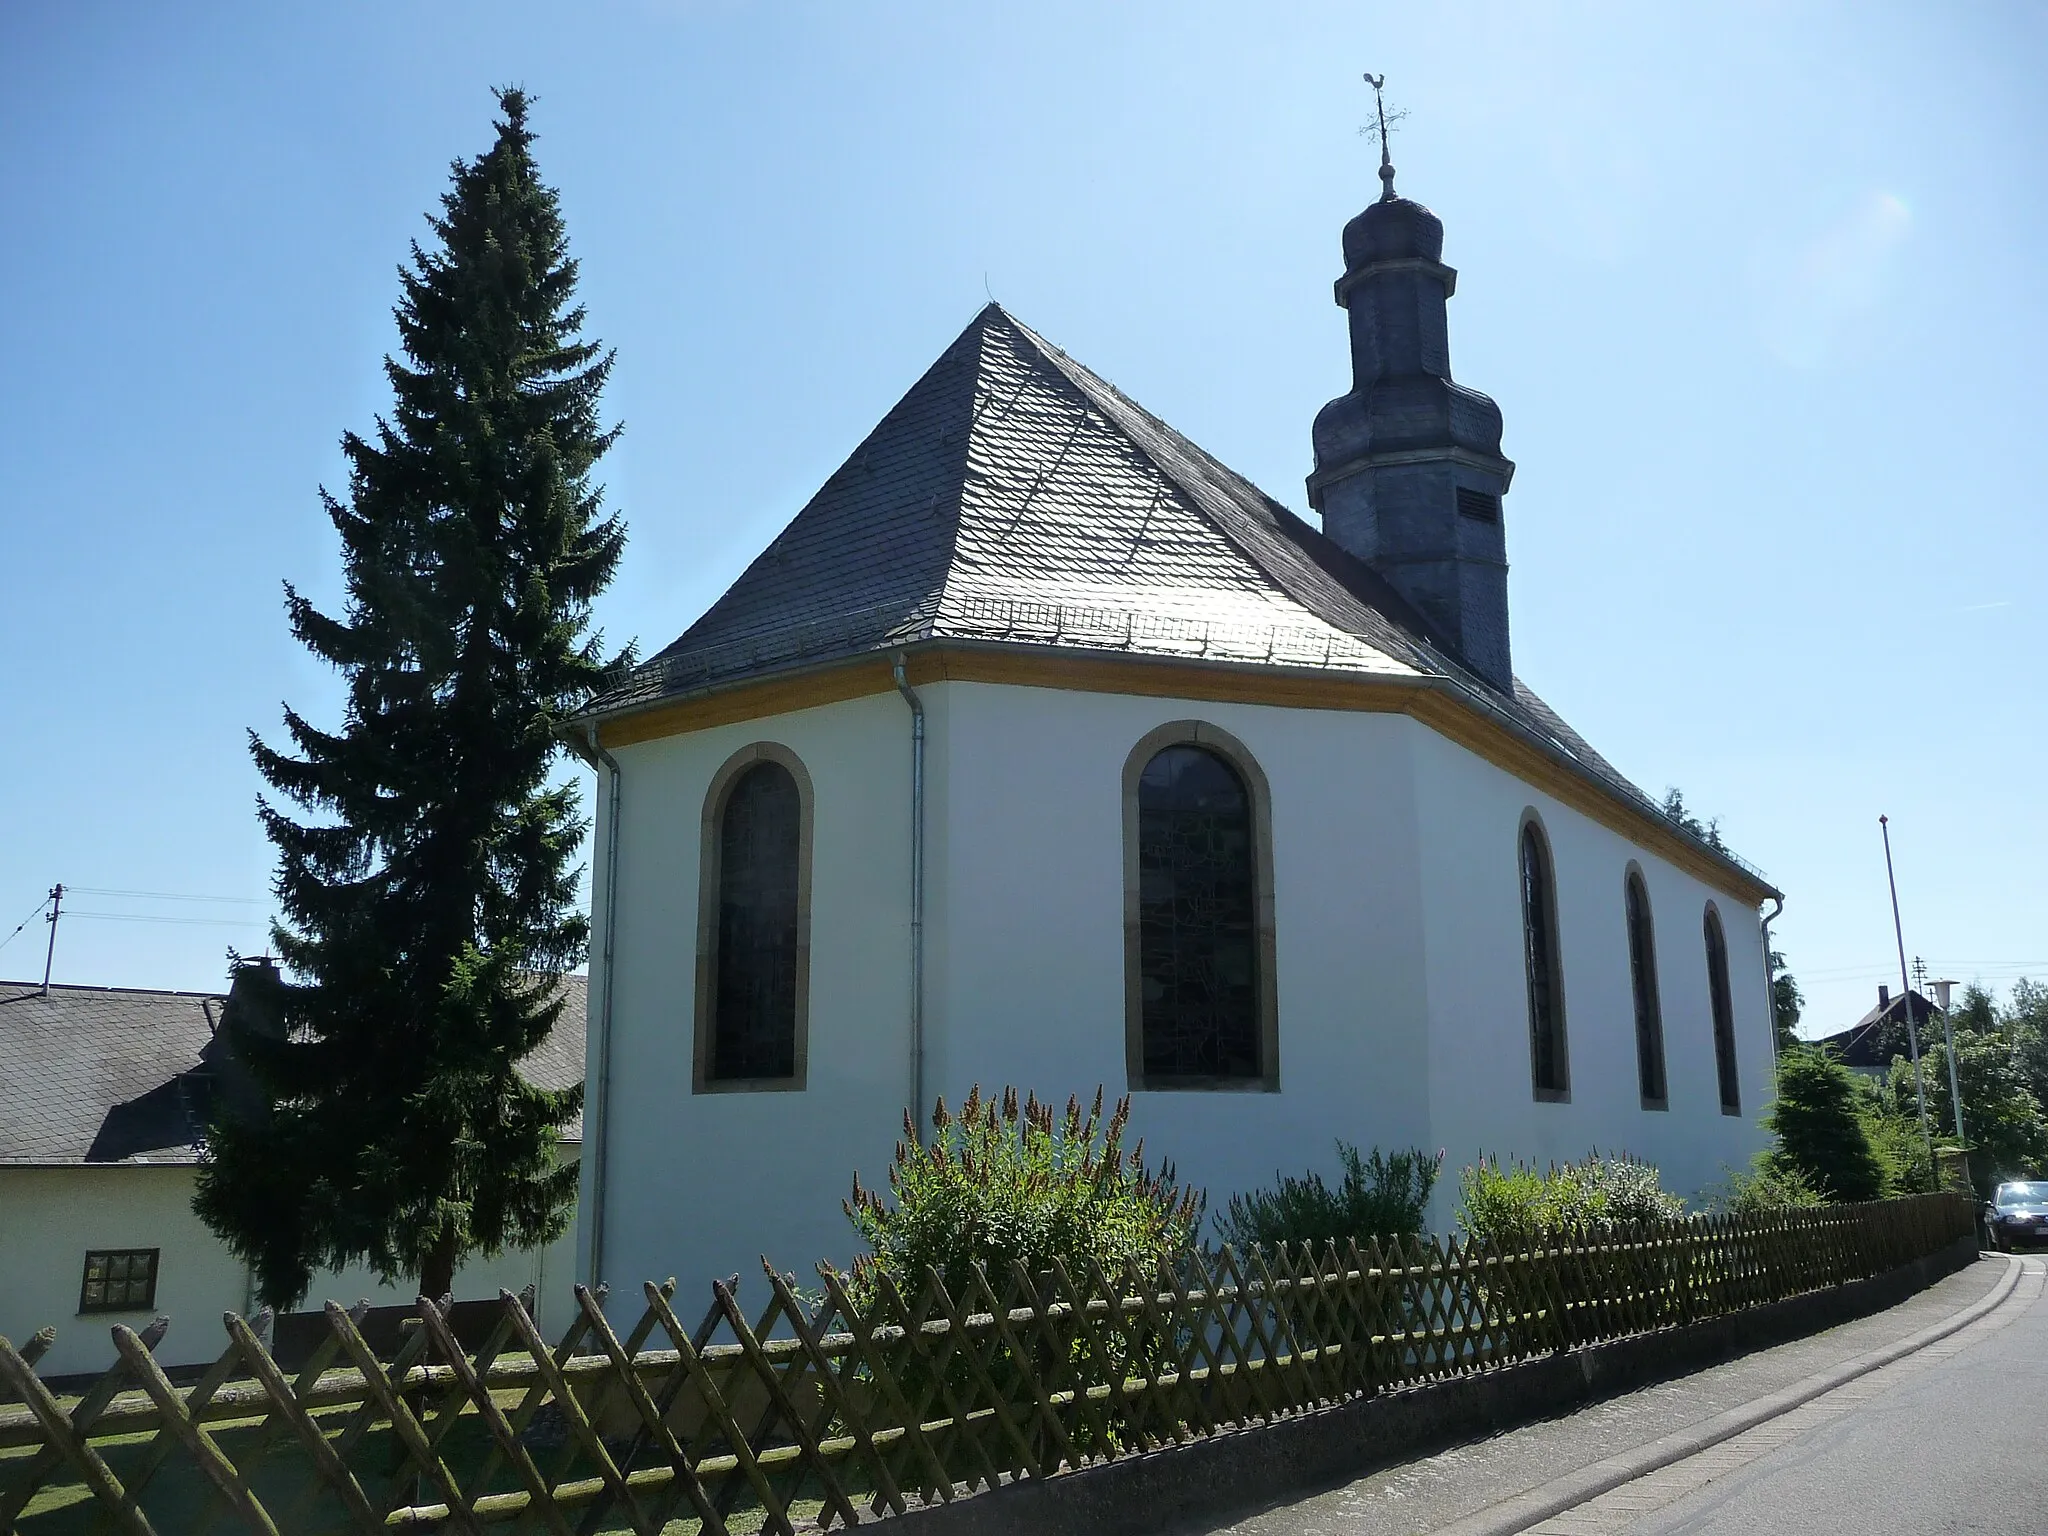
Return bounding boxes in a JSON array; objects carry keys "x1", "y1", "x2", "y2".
[{"x1": 1456, "y1": 487, "x2": 1501, "y2": 523}]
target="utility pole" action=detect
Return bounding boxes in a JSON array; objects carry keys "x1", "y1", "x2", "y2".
[
  {"x1": 1880, "y1": 817, "x2": 1933, "y2": 1180},
  {"x1": 41, "y1": 882, "x2": 63, "y2": 996}
]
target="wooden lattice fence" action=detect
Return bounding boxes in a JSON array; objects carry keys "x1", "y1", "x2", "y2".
[{"x1": 0, "y1": 1193, "x2": 1974, "y2": 1534}]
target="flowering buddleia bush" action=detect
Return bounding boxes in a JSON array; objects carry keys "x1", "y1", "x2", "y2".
[
  {"x1": 1215, "y1": 1142, "x2": 1442, "y2": 1254},
  {"x1": 844, "y1": 1085, "x2": 1204, "y2": 1305},
  {"x1": 1703, "y1": 1161, "x2": 1828, "y2": 1215},
  {"x1": 1457, "y1": 1151, "x2": 1685, "y2": 1246}
]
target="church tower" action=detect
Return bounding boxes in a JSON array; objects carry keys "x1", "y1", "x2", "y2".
[{"x1": 1307, "y1": 111, "x2": 1516, "y2": 692}]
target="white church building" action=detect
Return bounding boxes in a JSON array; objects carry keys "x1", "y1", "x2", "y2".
[{"x1": 571, "y1": 166, "x2": 1781, "y2": 1290}]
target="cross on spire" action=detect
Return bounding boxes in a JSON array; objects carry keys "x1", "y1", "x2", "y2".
[{"x1": 1361, "y1": 73, "x2": 1405, "y2": 201}]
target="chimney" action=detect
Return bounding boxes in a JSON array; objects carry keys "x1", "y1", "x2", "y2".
[
  {"x1": 1878, "y1": 985, "x2": 1890, "y2": 1010},
  {"x1": 202, "y1": 955, "x2": 286, "y2": 1128}
]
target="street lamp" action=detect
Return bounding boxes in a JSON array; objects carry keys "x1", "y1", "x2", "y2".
[{"x1": 1929, "y1": 977, "x2": 1966, "y2": 1148}]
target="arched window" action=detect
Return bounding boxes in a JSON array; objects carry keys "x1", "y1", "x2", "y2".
[
  {"x1": 1520, "y1": 817, "x2": 1570, "y2": 1100},
  {"x1": 1625, "y1": 869, "x2": 1668, "y2": 1109},
  {"x1": 1704, "y1": 906, "x2": 1741, "y2": 1114},
  {"x1": 1123, "y1": 722, "x2": 1277, "y2": 1089},
  {"x1": 695, "y1": 745, "x2": 812, "y2": 1090}
]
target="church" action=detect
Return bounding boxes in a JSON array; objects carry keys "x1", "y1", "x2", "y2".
[{"x1": 569, "y1": 155, "x2": 1781, "y2": 1290}]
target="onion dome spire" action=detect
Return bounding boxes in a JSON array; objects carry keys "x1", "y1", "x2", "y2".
[{"x1": 1307, "y1": 80, "x2": 1518, "y2": 691}]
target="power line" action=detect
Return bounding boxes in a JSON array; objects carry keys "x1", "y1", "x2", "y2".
[
  {"x1": 0, "y1": 894, "x2": 53, "y2": 955},
  {"x1": 66, "y1": 886, "x2": 265, "y2": 906},
  {"x1": 66, "y1": 912, "x2": 271, "y2": 928},
  {"x1": 1801, "y1": 961, "x2": 2048, "y2": 980}
]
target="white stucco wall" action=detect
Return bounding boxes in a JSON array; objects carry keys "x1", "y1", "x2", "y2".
[
  {"x1": 930, "y1": 683, "x2": 1435, "y2": 1237},
  {"x1": 0, "y1": 1160, "x2": 582, "y2": 1378},
  {"x1": 0, "y1": 1165, "x2": 247, "y2": 1378},
  {"x1": 1409, "y1": 727, "x2": 1771, "y2": 1223},
  {"x1": 589, "y1": 674, "x2": 1773, "y2": 1299},
  {"x1": 587, "y1": 691, "x2": 915, "y2": 1304}
]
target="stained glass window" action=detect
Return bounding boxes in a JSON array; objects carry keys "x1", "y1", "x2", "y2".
[
  {"x1": 1626, "y1": 873, "x2": 1668, "y2": 1107},
  {"x1": 1137, "y1": 744, "x2": 1259, "y2": 1080},
  {"x1": 79, "y1": 1249, "x2": 158, "y2": 1314},
  {"x1": 711, "y1": 761, "x2": 802, "y2": 1081},
  {"x1": 1705, "y1": 908, "x2": 1741, "y2": 1113},
  {"x1": 1521, "y1": 823, "x2": 1570, "y2": 1097}
]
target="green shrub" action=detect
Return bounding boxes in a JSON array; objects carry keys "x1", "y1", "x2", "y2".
[
  {"x1": 844, "y1": 1085, "x2": 1203, "y2": 1305},
  {"x1": 1763, "y1": 1047, "x2": 1886, "y2": 1202},
  {"x1": 1899, "y1": 1029, "x2": 2048, "y2": 1198},
  {"x1": 1456, "y1": 1153, "x2": 1685, "y2": 1246},
  {"x1": 844, "y1": 1087, "x2": 1201, "y2": 1459},
  {"x1": 1215, "y1": 1143, "x2": 1442, "y2": 1255},
  {"x1": 1702, "y1": 1160, "x2": 1828, "y2": 1215},
  {"x1": 1586, "y1": 1154, "x2": 1689, "y2": 1225},
  {"x1": 1860, "y1": 1098, "x2": 1936, "y2": 1195}
]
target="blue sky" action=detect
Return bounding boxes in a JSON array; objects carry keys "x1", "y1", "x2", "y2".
[{"x1": 2, "y1": 2, "x2": 2041, "y2": 1036}]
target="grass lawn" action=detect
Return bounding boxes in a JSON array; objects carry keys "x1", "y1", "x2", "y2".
[{"x1": 1, "y1": 1402, "x2": 858, "y2": 1534}]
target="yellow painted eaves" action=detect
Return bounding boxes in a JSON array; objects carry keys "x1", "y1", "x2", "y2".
[{"x1": 589, "y1": 645, "x2": 1777, "y2": 907}]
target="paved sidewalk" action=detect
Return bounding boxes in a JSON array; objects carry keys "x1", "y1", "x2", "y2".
[
  {"x1": 1169, "y1": 1256, "x2": 2007, "y2": 1536},
  {"x1": 1521, "y1": 1256, "x2": 2046, "y2": 1533}
]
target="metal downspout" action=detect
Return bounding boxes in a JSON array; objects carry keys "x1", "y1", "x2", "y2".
[
  {"x1": 580, "y1": 723, "x2": 623, "y2": 1288},
  {"x1": 1760, "y1": 893, "x2": 1784, "y2": 1080},
  {"x1": 892, "y1": 654, "x2": 926, "y2": 1143}
]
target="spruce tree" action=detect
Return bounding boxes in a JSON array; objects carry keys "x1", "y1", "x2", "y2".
[
  {"x1": 196, "y1": 89, "x2": 626, "y2": 1309},
  {"x1": 1764, "y1": 1047, "x2": 1886, "y2": 1204}
]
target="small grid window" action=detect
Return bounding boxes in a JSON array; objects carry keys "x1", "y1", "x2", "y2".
[{"x1": 79, "y1": 1249, "x2": 158, "y2": 1314}]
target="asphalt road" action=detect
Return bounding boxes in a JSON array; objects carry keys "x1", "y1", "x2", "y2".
[
  {"x1": 1178, "y1": 1257, "x2": 2030, "y2": 1536},
  {"x1": 1541, "y1": 1254, "x2": 2048, "y2": 1535}
]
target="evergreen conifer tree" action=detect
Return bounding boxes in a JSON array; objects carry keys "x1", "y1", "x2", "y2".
[
  {"x1": 1764, "y1": 1046, "x2": 1886, "y2": 1204},
  {"x1": 196, "y1": 89, "x2": 626, "y2": 1308},
  {"x1": 1768, "y1": 949, "x2": 1803, "y2": 1055}
]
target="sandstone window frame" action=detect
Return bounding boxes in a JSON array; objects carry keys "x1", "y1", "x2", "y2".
[
  {"x1": 1704, "y1": 902, "x2": 1742, "y2": 1116},
  {"x1": 1519, "y1": 811, "x2": 1571, "y2": 1103},
  {"x1": 694, "y1": 742, "x2": 814, "y2": 1094},
  {"x1": 1122, "y1": 720, "x2": 1280, "y2": 1093},
  {"x1": 1624, "y1": 864, "x2": 1669, "y2": 1111}
]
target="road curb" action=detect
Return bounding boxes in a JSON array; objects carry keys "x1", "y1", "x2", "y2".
[{"x1": 1426, "y1": 1251, "x2": 2025, "y2": 1536}]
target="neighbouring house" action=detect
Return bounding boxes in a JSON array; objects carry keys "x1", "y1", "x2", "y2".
[
  {"x1": 1813, "y1": 985, "x2": 1939, "y2": 1080},
  {"x1": 0, "y1": 964, "x2": 586, "y2": 1377},
  {"x1": 568, "y1": 164, "x2": 1782, "y2": 1292}
]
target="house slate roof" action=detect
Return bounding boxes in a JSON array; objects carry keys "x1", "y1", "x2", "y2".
[
  {"x1": 1814, "y1": 988, "x2": 1938, "y2": 1071},
  {"x1": 584, "y1": 305, "x2": 1771, "y2": 893},
  {"x1": 0, "y1": 974, "x2": 587, "y2": 1165}
]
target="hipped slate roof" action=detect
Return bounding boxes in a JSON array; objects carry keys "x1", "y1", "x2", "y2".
[
  {"x1": 0, "y1": 974, "x2": 588, "y2": 1165},
  {"x1": 1814, "y1": 989, "x2": 1938, "y2": 1071},
  {"x1": 598, "y1": 305, "x2": 1444, "y2": 705},
  {"x1": 587, "y1": 305, "x2": 1768, "y2": 891}
]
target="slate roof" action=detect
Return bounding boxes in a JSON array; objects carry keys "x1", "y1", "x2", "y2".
[
  {"x1": 1815, "y1": 989, "x2": 1938, "y2": 1071},
  {"x1": 0, "y1": 974, "x2": 588, "y2": 1165},
  {"x1": 585, "y1": 305, "x2": 1770, "y2": 893}
]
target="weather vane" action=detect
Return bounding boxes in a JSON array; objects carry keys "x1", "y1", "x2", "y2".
[{"x1": 1360, "y1": 73, "x2": 1406, "y2": 201}]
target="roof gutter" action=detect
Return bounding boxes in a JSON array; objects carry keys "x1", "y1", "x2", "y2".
[
  {"x1": 1405, "y1": 664, "x2": 1780, "y2": 902},
  {"x1": 561, "y1": 721, "x2": 622, "y2": 1290},
  {"x1": 575, "y1": 637, "x2": 1779, "y2": 904}
]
